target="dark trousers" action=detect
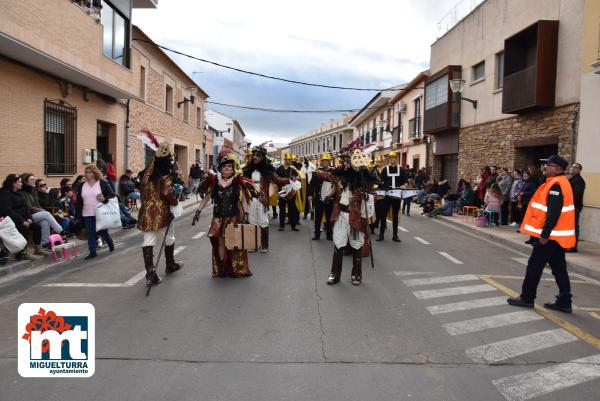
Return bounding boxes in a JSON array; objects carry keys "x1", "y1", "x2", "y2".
[
  {"x1": 380, "y1": 197, "x2": 401, "y2": 236},
  {"x1": 83, "y1": 216, "x2": 113, "y2": 254},
  {"x1": 575, "y1": 208, "x2": 581, "y2": 248},
  {"x1": 402, "y1": 196, "x2": 414, "y2": 215},
  {"x1": 500, "y1": 200, "x2": 509, "y2": 225},
  {"x1": 16, "y1": 221, "x2": 42, "y2": 246},
  {"x1": 521, "y1": 238, "x2": 571, "y2": 303},
  {"x1": 313, "y1": 200, "x2": 333, "y2": 238},
  {"x1": 510, "y1": 201, "x2": 522, "y2": 224},
  {"x1": 279, "y1": 198, "x2": 299, "y2": 228},
  {"x1": 304, "y1": 196, "x2": 312, "y2": 218}
]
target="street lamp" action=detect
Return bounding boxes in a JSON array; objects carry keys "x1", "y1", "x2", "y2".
[
  {"x1": 177, "y1": 86, "x2": 197, "y2": 108},
  {"x1": 449, "y1": 79, "x2": 478, "y2": 109}
]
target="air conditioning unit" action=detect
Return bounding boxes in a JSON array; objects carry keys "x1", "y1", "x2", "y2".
[
  {"x1": 399, "y1": 102, "x2": 407, "y2": 112},
  {"x1": 82, "y1": 149, "x2": 97, "y2": 164}
]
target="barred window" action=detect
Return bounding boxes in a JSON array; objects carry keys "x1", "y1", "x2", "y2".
[{"x1": 44, "y1": 100, "x2": 77, "y2": 175}]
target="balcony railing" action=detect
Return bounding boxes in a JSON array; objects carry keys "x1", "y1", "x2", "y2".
[{"x1": 408, "y1": 117, "x2": 421, "y2": 139}]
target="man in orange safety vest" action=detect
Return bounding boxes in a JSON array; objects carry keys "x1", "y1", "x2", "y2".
[{"x1": 508, "y1": 155, "x2": 576, "y2": 313}]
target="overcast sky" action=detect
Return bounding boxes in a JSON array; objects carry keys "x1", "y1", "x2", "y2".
[{"x1": 133, "y1": 0, "x2": 480, "y2": 145}]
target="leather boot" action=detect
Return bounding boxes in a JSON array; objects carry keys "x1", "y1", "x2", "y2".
[
  {"x1": 142, "y1": 246, "x2": 161, "y2": 285},
  {"x1": 376, "y1": 230, "x2": 385, "y2": 241},
  {"x1": 351, "y1": 247, "x2": 362, "y2": 285},
  {"x1": 327, "y1": 246, "x2": 344, "y2": 285},
  {"x1": 165, "y1": 244, "x2": 183, "y2": 274},
  {"x1": 392, "y1": 229, "x2": 401, "y2": 242},
  {"x1": 260, "y1": 227, "x2": 269, "y2": 253},
  {"x1": 34, "y1": 245, "x2": 50, "y2": 256}
]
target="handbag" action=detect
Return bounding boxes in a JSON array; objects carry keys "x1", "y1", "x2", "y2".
[
  {"x1": 0, "y1": 216, "x2": 27, "y2": 253},
  {"x1": 94, "y1": 198, "x2": 122, "y2": 231},
  {"x1": 170, "y1": 202, "x2": 183, "y2": 218}
]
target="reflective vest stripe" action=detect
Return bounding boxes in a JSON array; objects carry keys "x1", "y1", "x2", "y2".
[
  {"x1": 530, "y1": 202, "x2": 576, "y2": 213},
  {"x1": 522, "y1": 224, "x2": 576, "y2": 237}
]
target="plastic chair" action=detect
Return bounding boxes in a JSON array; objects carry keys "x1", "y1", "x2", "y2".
[
  {"x1": 482, "y1": 210, "x2": 497, "y2": 227},
  {"x1": 48, "y1": 233, "x2": 78, "y2": 262},
  {"x1": 462, "y1": 206, "x2": 480, "y2": 223}
]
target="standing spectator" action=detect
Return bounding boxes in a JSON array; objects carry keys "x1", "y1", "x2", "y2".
[
  {"x1": 484, "y1": 183, "x2": 503, "y2": 226},
  {"x1": 19, "y1": 173, "x2": 64, "y2": 246},
  {"x1": 485, "y1": 166, "x2": 498, "y2": 189},
  {"x1": 0, "y1": 174, "x2": 47, "y2": 259},
  {"x1": 189, "y1": 162, "x2": 204, "y2": 192},
  {"x1": 401, "y1": 178, "x2": 417, "y2": 216},
  {"x1": 96, "y1": 152, "x2": 107, "y2": 178},
  {"x1": 496, "y1": 168, "x2": 513, "y2": 225},
  {"x1": 415, "y1": 168, "x2": 427, "y2": 190},
  {"x1": 104, "y1": 153, "x2": 117, "y2": 193},
  {"x1": 477, "y1": 166, "x2": 491, "y2": 205},
  {"x1": 567, "y1": 162, "x2": 585, "y2": 252},
  {"x1": 518, "y1": 170, "x2": 538, "y2": 228},
  {"x1": 509, "y1": 170, "x2": 524, "y2": 226},
  {"x1": 455, "y1": 178, "x2": 466, "y2": 197},
  {"x1": 75, "y1": 165, "x2": 115, "y2": 260},
  {"x1": 119, "y1": 169, "x2": 140, "y2": 202}
]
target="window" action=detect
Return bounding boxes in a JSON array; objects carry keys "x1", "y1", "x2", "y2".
[
  {"x1": 165, "y1": 85, "x2": 173, "y2": 114},
  {"x1": 495, "y1": 52, "x2": 504, "y2": 89},
  {"x1": 44, "y1": 100, "x2": 77, "y2": 175},
  {"x1": 144, "y1": 145, "x2": 154, "y2": 167},
  {"x1": 425, "y1": 74, "x2": 448, "y2": 110},
  {"x1": 196, "y1": 107, "x2": 201, "y2": 128},
  {"x1": 101, "y1": 1, "x2": 130, "y2": 67},
  {"x1": 339, "y1": 133, "x2": 342, "y2": 149},
  {"x1": 472, "y1": 61, "x2": 485, "y2": 82},
  {"x1": 139, "y1": 66, "x2": 146, "y2": 99},
  {"x1": 183, "y1": 99, "x2": 189, "y2": 122},
  {"x1": 195, "y1": 149, "x2": 201, "y2": 164},
  {"x1": 332, "y1": 135, "x2": 336, "y2": 150}
]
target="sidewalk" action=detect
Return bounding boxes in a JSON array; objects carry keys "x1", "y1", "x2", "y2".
[
  {"x1": 430, "y1": 213, "x2": 600, "y2": 281},
  {"x1": 0, "y1": 197, "x2": 199, "y2": 278}
]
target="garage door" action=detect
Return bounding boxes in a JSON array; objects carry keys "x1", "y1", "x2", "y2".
[{"x1": 441, "y1": 154, "x2": 459, "y2": 192}]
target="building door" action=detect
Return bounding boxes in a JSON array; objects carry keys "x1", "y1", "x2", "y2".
[
  {"x1": 413, "y1": 157, "x2": 420, "y2": 171},
  {"x1": 514, "y1": 144, "x2": 558, "y2": 173},
  {"x1": 441, "y1": 154, "x2": 459, "y2": 192},
  {"x1": 96, "y1": 121, "x2": 116, "y2": 164}
]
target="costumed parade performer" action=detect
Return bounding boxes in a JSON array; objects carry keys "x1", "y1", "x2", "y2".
[
  {"x1": 195, "y1": 148, "x2": 257, "y2": 277},
  {"x1": 136, "y1": 130, "x2": 184, "y2": 290},
  {"x1": 313, "y1": 140, "x2": 378, "y2": 286},
  {"x1": 275, "y1": 153, "x2": 301, "y2": 231},
  {"x1": 369, "y1": 155, "x2": 386, "y2": 235},
  {"x1": 377, "y1": 151, "x2": 407, "y2": 242},
  {"x1": 310, "y1": 153, "x2": 335, "y2": 241},
  {"x1": 242, "y1": 145, "x2": 289, "y2": 253}
]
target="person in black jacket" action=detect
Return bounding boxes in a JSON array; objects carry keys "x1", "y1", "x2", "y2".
[
  {"x1": 309, "y1": 154, "x2": 335, "y2": 240},
  {"x1": 518, "y1": 170, "x2": 538, "y2": 228},
  {"x1": 75, "y1": 165, "x2": 116, "y2": 260},
  {"x1": 378, "y1": 151, "x2": 407, "y2": 242},
  {"x1": 275, "y1": 154, "x2": 300, "y2": 231},
  {"x1": 568, "y1": 163, "x2": 586, "y2": 252},
  {"x1": 0, "y1": 174, "x2": 44, "y2": 260}
]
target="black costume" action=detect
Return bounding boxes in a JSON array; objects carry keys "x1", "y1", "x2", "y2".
[
  {"x1": 378, "y1": 165, "x2": 407, "y2": 241},
  {"x1": 275, "y1": 164, "x2": 300, "y2": 231},
  {"x1": 310, "y1": 166, "x2": 335, "y2": 240}
]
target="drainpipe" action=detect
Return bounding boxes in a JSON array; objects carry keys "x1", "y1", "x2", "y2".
[
  {"x1": 125, "y1": 99, "x2": 131, "y2": 170},
  {"x1": 569, "y1": 105, "x2": 579, "y2": 163}
]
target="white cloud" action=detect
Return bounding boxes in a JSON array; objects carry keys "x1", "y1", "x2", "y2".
[{"x1": 133, "y1": 0, "x2": 466, "y2": 145}]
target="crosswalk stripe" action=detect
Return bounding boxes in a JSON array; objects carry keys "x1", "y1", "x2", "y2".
[
  {"x1": 443, "y1": 310, "x2": 544, "y2": 335},
  {"x1": 192, "y1": 231, "x2": 206, "y2": 239},
  {"x1": 174, "y1": 246, "x2": 186, "y2": 255},
  {"x1": 438, "y1": 252, "x2": 463, "y2": 264},
  {"x1": 466, "y1": 328, "x2": 578, "y2": 364},
  {"x1": 123, "y1": 271, "x2": 146, "y2": 286},
  {"x1": 492, "y1": 353, "x2": 600, "y2": 401},
  {"x1": 393, "y1": 271, "x2": 435, "y2": 277},
  {"x1": 427, "y1": 296, "x2": 508, "y2": 315},
  {"x1": 398, "y1": 226, "x2": 408, "y2": 232},
  {"x1": 403, "y1": 274, "x2": 479, "y2": 287},
  {"x1": 413, "y1": 236, "x2": 431, "y2": 245},
  {"x1": 413, "y1": 284, "x2": 497, "y2": 300}
]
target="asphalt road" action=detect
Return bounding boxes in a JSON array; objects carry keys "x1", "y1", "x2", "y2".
[{"x1": 1, "y1": 204, "x2": 600, "y2": 401}]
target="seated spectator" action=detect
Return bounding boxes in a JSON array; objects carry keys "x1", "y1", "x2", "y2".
[
  {"x1": 119, "y1": 169, "x2": 140, "y2": 201},
  {"x1": 35, "y1": 178, "x2": 52, "y2": 210},
  {"x1": 484, "y1": 183, "x2": 503, "y2": 226},
  {"x1": 49, "y1": 188, "x2": 79, "y2": 238},
  {"x1": 0, "y1": 174, "x2": 47, "y2": 259},
  {"x1": 457, "y1": 181, "x2": 476, "y2": 212},
  {"x1": 436, "y1": 179, "x2": 450, "y2": 198},
  {"x1": 19, "y1": 173, "x2": 64, "y2": 247},
  {"x1": 60, "y1": 187, "x2": 76, "y2": 216},
  {"x1": 425, "y1": 196, "x2": 455, "y2": 217},
  {"x1": 59, "y1": 178, "x2": 73, "y2": 190},
  {"x1": 421, "y1": 195, "x2": 435, "y2": 215}
]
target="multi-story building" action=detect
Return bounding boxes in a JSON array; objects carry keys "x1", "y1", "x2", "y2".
[
  {"x1": 205, "y1": 109, "x2": 248, "y2": 166},
  {"x1": 424, "y1": 0, "x2": 584, "y2": 193},
  {"x1": 576, "y1": 0, "x2": 600, "y2": 243},
  {"x1": 0, "y1": 0, "x2": 157, "y2": 186},
  {"x1": 388, "y1": 72, "x2": 429, "y2": 170},
  {"x1": 348, "y1": 91, "x2": 400, "y2": 160},
  {"x1": 128, "y1": 26, "x2": 208, "y2": 179},
  {"x1": 289, "y1": 114, "x2": 356, "y2": 162}
]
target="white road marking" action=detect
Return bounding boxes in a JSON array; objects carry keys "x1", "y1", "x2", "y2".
[
  {"x1": 413, "y1": 284, "x2": 497, "y2": 299},
  {"x1": 43, "y1": 282, "x2": 124, "y2": 287},
  {"x1": 439, "y1": 252, "x2": 463, "y2": 264},
  {"x1": 394, "y1": 271, "x2": 436, "y2": 277},
  {"x1": 398, "y1": 226, "x2": 408, "y2": 232},
  {"x1": 443, "y1": 310, "x2": 544, "y2": 335},
  {"x1": 492, "y1": 354, "x2": 600, "y2": 401},
  {"x1": 192, "y1": 231, "x2": 206, "y2": 239},
  {"x1": 512, "y1": 257, "x2": 529, "y2": 265},
  {"x1": 465, "y1": 328, "x2": 578, "y2": 364},
  {"x1": 173, "y1": 246, "x2": 186, "y2": 255},
  {"x1": 403, "y1": 274, "x2": 478, "y2": 287},
  {"x1": 427, "y1": 296, "x2": 508, "y2": 315},
  {"x1": 123, "y1": 271, "x2": 146, "y2": 286},
  {"x1": 413, "y1": 236, "x2": 431, "y2": 245}
]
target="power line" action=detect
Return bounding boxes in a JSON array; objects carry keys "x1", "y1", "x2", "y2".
[
  {"x1": 207, "y1": 101, "x2": 361, "y2": 113},
  {"x1": 132, "y1": 38, "x2": 404, "y2": 92}
]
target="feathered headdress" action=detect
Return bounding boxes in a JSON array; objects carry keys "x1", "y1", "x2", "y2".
[{"x1": 137, "y1": 129, "x2": 160, "y2": 151}]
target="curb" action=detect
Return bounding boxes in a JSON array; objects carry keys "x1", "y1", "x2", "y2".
[
  {"x1": 432, "y1": 215, "x2": 600, "y2": 282},
  {"x1": 0, "y1": 201, "x2": 199, "y2": 279}
]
